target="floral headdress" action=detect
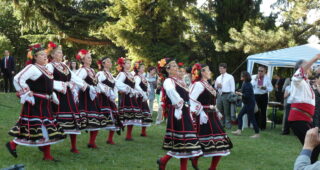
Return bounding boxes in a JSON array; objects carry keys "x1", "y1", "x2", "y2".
[
  {"x1": 116, "y1": 57, "x2": 128, "y2": 72},
  {"x1": 178, "y1": 62, "x2": 184, "y2": 67},
  {"x1": 97, "y1": 59, "x2": 103, "y2": 70},
  {"x1": 27, "y1": 43, "x2": 45, "y2": 60},
  {"x1": 46, "y1": 41, "x2": 62, "y2": 55},
  {"x1": 191, "y1": 63, "x2": 202, "y2": 83},
  {"x1": 76, "y1": 49, "x2": 89, "y2": 61},
  {"x1": 157, "y1": 58, "x2": 175, "y2": 82},
  {"x1": 133, "y1": 60, "x2": 144, "y2": 74}
]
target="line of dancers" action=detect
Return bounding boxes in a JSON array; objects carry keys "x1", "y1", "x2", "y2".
[
  {"x1": 5, "y1": 42, "x2": 233, "y2": 170},
  {"x1": 5, "y1": 42, "x2": 152, "y2": 161},
  {"x1": 157, "y1": 59, "x2": 233, "y2": 170}
]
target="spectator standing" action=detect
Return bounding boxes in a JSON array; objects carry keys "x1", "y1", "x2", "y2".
[
  {"x1": 0, "y1": 50, "x2": 15, "y2": 92},
  {"x1": 146, "y1": 66, "x2": 157, "y2": 113},
  {"x1": 215, "y1": 63, "x2": 235, "y2": 129},
  {"x1": 232, "y1": 71, "x2": 260, "y2": 138},
  {"x1": 251, "y1": 66, "x2": 273, "y2": 130}
]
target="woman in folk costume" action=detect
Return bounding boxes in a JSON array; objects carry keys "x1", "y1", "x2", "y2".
[
  {"x1": 76, "y1": 49, "x2": 107, "y2": 149},
  {"x1": 46, "y1": 42, "x2": 87, "y2": 153},
  {"x1": 96, "y1": 57, "x2": 123, "y2": 145},
  {"x1": 115, "y1": 57, "x2": 142, "y2": 141},
  {"x1": 189, "y1": 64, "x2": 233, "y2": 170},
  {"x1": 156, "y1": 58, "x2": 202, "y2": 170},
  {"x1": 133, "y1": 61, "x2": 153, "y2": 136},
  {"x1": 6, "y1": 44, "x2": 65, "y2": 161}
]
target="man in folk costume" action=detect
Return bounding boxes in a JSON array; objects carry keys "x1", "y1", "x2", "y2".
[
  {"x1": 115, "y1": 57, "x2": 142, "y2": 140},
  {"x1": 76, "y1": 49, "x2": 107, "y2": 149},
  {"x1": 288, "y1": 54, "x2": 320, "y2": 163},
  {"x1": 96, "y1": 57, "x2": 123, "y2": 144},
  {"x1": 156, "y1": 58, "x2": 202, "y2": 170},
  {"x1": 133, "y1": 61, "x2": 153, "y2": 136},
  {"x1": 46, "y1": 42, "x2": 87, "y2": 153},
  {"x1": 6, "y1": 44, "x2": 65, "y2": 161},
  {"x1": 189, "y1": 63, "x2": 233, "y2": 170}
]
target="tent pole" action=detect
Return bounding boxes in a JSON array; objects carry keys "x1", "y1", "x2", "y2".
[{"x1": 231, "y1": 59, "x2": 247, "y2": 75}]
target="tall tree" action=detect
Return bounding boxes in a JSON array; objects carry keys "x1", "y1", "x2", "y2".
[
  {"x1": 221, "y1": 0, "x2": 320, "y2": 54},
  {"x1": 102, "y1": 0, "x2": 196, "y2": 63},
  {"x1": 188, "y1": 0, "x2": 263, "y2": 77}
]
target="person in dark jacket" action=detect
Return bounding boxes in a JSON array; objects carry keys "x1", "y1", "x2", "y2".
[
  {"x1": 232, "y1": 71, "x2": 260, "y2": 138},
  {"x1": 0, "y1": 50, "x2": 15, "y2": 92}
]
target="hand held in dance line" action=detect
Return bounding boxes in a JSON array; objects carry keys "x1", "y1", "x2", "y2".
[
  {"x1": 89, "y1": 86, "x2": 97, "y2": 101},
  {"x1": 215, "y1": 107, "x2": 223, "y2": 120},
  {"x1": 20, "y1": 91, "x2": 35, "y2": 105},
  {"x1": 28, "y1": 91, "x2": 33, "y2": 97},
  {"x1": 235, "y1": 91, "x2": 242, "y2": 96},
  {"x1": 209, "y1": 105, "x2": 215, "y2": 110},
  {"x1": 51, "y1": 92, "x2": 60, "y2": 105},
  {"x1": 199, "y1": 111, "x2": 208, "y2": 125},
  {"x1": 303, "y1": 127, "x2": 320, "y2": 151},
  {"x1": 174, "y1": 108, "x2": 182, "y2": 120}
]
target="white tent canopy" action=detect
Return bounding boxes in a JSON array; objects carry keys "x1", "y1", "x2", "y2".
[{"x1": 247, "y1": 44, "x2": 320, "y2": 78}]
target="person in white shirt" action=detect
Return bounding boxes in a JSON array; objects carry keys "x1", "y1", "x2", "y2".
[
  {"x1": 215, "y1": 63, "x2": 235, "y2": 129},
  {"x1": 251, "y1": 66, "x2": 273, "y2": 130},
  {"x1": 289, "y1": 54, "x2": 320, "y2": 164}
]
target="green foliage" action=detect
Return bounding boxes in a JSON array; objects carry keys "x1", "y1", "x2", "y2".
[
  {"x1": 103, "y1": 0, "x2": 196, "y2": 63},
  {"x1": 0, "y1": 35, "x2": 13, "y2": 53},
  {"x1": 221, "y1": 20, "x2": 296, "y2": 54},
  {"x1": 222, "y1": 0, "x2": 320, "y2": 55}
]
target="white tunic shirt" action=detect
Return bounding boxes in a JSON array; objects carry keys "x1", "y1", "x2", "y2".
[
  {"x1": 47, "y1": 62, "x2": 87, "y2": 93},
  {"x1": 96, "y1": 70, "x2": 117, "y2": 101},
  {"x1": 287, "y1": 68, "x2": 315, "y2": 106},
  {"x1": 251, "y1": 74, "x2": 273, "y2": 94}
]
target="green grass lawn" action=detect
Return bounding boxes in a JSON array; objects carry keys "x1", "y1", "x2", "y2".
[{"x1": 0, "y1": 93, "x2": 301, "y2": 170}]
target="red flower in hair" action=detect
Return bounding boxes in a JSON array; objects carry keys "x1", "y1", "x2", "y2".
[
  {"x1": 117, "y1": 57, "x2": 125, "y2": 66},
  {"x1": 76, "y1": 49, "x2": 89, "y2": 61},
  {"x1": 194, "y1": 63, "x2": 202, "y2": 70},
  {"x1": 192, "y1": 64, "x2": 202, "y2": 83},
  {"x1": 33, "y1": 44, "x2": 41, "y2": 49},
  {"x1": 178, "y1": 62, "x2": 184, "y2": 67},
  {"x1": 75, "y1": 55, "x2": 80, "y2": 61},
  {"x1": 48, "y1": 41, "x2": 57, "y2": 48},
  {"x1": 79, "y1": 49, "x2": 88, "y2": 55},
  {"x1": 96, "y1": 60, "x2": 102, "y2": 65}
]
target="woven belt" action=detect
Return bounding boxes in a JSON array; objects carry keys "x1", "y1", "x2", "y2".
[{"x1": 291, "y1": 107, "x2": 312, "y2": 119}]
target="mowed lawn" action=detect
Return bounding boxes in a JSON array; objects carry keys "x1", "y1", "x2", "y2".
[{"x1": 0, "y1": 93, "x2": 301, "y2": 170}]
